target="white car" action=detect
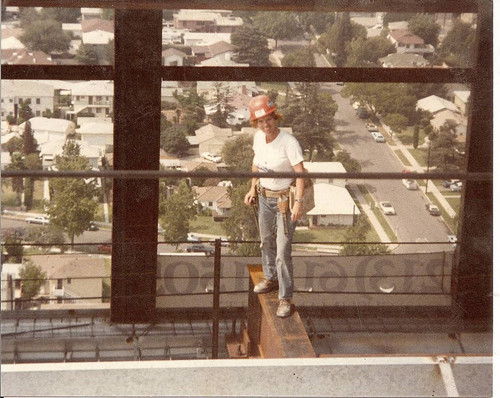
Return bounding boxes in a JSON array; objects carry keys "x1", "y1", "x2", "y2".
[
  {"x1": 26, "y1": 215, "x2": 50, "y2": 225},
  {"x1": 402, "y1": 179, "x2": 418, "y2": 190},
  {"x1": 371, "y1": 131, "x2": 385, "y2": 143},
  {"x1": 447, "y1": 235, "x2": 457, "y2": 243},
  {"x1": 450, "y1": 181, "x2": 462, "y2": 192},
  {"x1": 366, "y1": 122, "x2": 378, "y2": 132},
  {"x1": 201, "y1": 152, "x2": 222, "y2": 163},
  {"x1": 379, "y1": 201, "x2": 396, "y2": 215},
  {"x1": 187, "y1": 233, "x2": 200, "y2": 242}
]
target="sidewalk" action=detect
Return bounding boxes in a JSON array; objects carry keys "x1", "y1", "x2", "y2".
[{"x1": 381, "y1": 122, "x2": 456, "y2": 219}]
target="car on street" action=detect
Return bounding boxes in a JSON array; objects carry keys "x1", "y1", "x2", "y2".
[
  {"x1": 25, "y1": 215, "x2": 50, "y2": 225},
  {"x1": 371, "y1": 131, "x2": 386, "y2": 143},
  {"x1": 356, "y1": 107, "x2": 369, "y2": 119},
  {"x1": 185, "y1": 244, "x2": 215, "y2": 255},
  {"x1": 378, "y1": 201, "x2": 396, "y2": 215},
  {"x1": 201, "y1": 152, "x2": 222, "y2": 163},
  {"x1": 450, "y1": 181, "x2": 462, "y2": 192},
  {"x1": 365, "y1": 122, "x2": 378, "y2": 132},
  {"x1": 210, "y1": 237, "x2": 229, "y2": 247},
  {"x1": 87, "y1": 221, "x2": 99, "y2": 231},
  {"x1": 402, "y1": 179, "x2": 418, "y2": 190},
  {"x1": 187, "y1": 233, "x2": 200, "y2": 242},
  {"x1": 447, "y1": 235, "x2": 457, "y2": 243},
  {"x1": 442, "y1": 179, "x2": 460, "y2": 188},
  {"x1": 425, "y1": 204, "x2": 441, "y2": 216},
  {"x1": 97, "y1": 240, "x2": 112, "y2": 253}
]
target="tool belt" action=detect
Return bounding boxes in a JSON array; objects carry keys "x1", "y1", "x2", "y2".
[{"x1": 258, "y1": 185, "x2": 289, "y2": 199}]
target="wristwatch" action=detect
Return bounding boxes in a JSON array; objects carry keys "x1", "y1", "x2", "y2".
[{"x1": 295, "y1": 198, "x2": 304, "y2": 203}]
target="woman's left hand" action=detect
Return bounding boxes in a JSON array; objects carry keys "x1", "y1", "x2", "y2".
[{"x1": 290, "y1": 201, "x2": 302, "y2": 222}]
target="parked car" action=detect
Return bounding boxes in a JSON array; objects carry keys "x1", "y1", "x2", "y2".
[
  {"x1": 371, "y1": 131, "x2": 385, "y2": 143},
  {"x1": 187, "y1": 233, "x2": 200, "y2": 242},
  {"x1": 97, "y1": 241, "x2": 112, "y2": 253},
  {"x1": 450, "y1": 181, "x2": 462, "y2": 192},
  {"x1": 185, "y1": 244, "x2": 215, "y2": 255},
  {"x1": 447, "y1": 235, "x2": 457, "y2": 243},
  {"x1": 378, "y1": 201, "x2": 396, "y2": 215},
  {"x1": 201, "y1": 152, "x2": 222, "y2": 163},
  {"x1": 210, "y1": 238, "x2": 229, "y2": 247},
  {"x1": 442, "y1": 179, "x2": 460, "y2": 188},
  {"x1": 402, "y1": 179, "x2": 418, "y2": 190},
  {"x1": 87, "y1": 221, "x2": 99, "y2": 231},
  {"x1": 25, "y1": 215, "x2": 50, "y2": 225},
  {"x1": 365, "y1": 122, "x2": 378, "y2": 132},
  {"x1": 425, "y1": 204, "x2": 441, "y2": 216},
  {"x1": 356, "y1": 107, "x2": 369, "y2": 119}
]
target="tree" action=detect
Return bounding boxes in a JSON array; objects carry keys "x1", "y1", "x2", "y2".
[
  {"x1": 24, "y1": 225, "x2": 67, "y2": 253},
  {"x1": 296, "y1": 12, "x2": 336, "y2": 35},
  {"x1": 5, "y1": 136, "x2": 24, "y2": 155},
  {"x1": 346, "y1": 36, "x2": 395, "y2": 67},
  {"x1": 334, "y1": 150, "x2": 361, "y2": 173},
  {"x1": 223, "y1": 183, "x2": 260, "y2": 256},
  {"x1": 231, "y1": 25, "x2": 271, "y2": 66},
  {"x1": 5, "y1": 152, "x2": 24, "y2": 205},
  {"x1": 160, "y1": 124, "x2": 190, "y2": 157},
  {"x1": 45, "y1": 141, "x2": 99, "y2": 247},
  {"x1": 173, "y1": 88, "x2": 206, "y2": 134},
  {"x1": 281, "y1": 46, "x2": 316, "y2": 67},
  {"x1": 75, "y1": 43, "x2": 99, "y2": 65},
  {"x1": 18, "y1": 99, "x2": 34, "y2": 124},
  {"x1": 439, "y1": 20, "x2": 475, "y2": 67},
  {"x1": 283, "y1": 83, "x2": 337, "y2": 160},
  {"x1": 340, "y1": 214, "x2": 389, "y2": 256},
  {"x1": 384, "y1": 113, "x2": 408, "y2": 135},
  {"x1": 2, "y1": 229, "x2": 24, "y2": 262},
  {"x1": 19, "y1": 7, "x2": 41, "y2": 28},
  {"x1": 20, "y1": 19, "x2": 71, "y2": 54},
  {"x1": 408, "y1": 14, "x2": 441, "y2": 47},
  {"x1": 382, "y1": 13, "x2": 412, "y2": 26},
  {"x1": 159, "y1": 180, "x2": 197, "y2": 249},
  {"x1": 253, "y1": 12, "x2": 302, "y2": 49},
  {"x1": 413, "y1": 125, "x2": 420, "y2": 149},
  {"x1": 23, "y1": 153, "x2": 42, "y2": 210},
  {"x1": 208, "y1": 82, "x2": 235, "y2": 128},
  {"x1": 429, "y1": 124, "x2": 464, "y2": 171},
  {"x1": 221, "y1": 135, "x2": 254, "y2": 186},
  {"x1": 19, "y1": 260, "x2": 47, "y2": 306},
  {"x1": 40, "y1": 8, "x2": 80, "y2": 23}
]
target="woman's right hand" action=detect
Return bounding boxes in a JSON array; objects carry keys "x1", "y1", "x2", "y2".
[{"x1": 244, "y1": 189, "x2": 256, "y2": 206}]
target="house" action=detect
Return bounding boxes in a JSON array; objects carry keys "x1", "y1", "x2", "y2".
[
  {"x1": 379, "y1": 52, "x2": 429, "y2": 68},
  {"x1": 416, "y1": 95, "x2": 467, "y2": 142},
  {"x1": 453, "y1": 90, "x2": 470, "y2": 116},
  {"x1": 162, "y1": 47, "x2": 188, "y2": 66},
  {"x1": 67, "y1": 81, "x2": 114, "y2": 119},
  {"x1": 18, "y1": 117, "x2": 76, "y2": 146},
  {"x1": 76, "y1": 121, "x2": 113, "y2": 148},
  {"x1": 1, "y1": 80, "x2": 55, "y2": 120},
  {"x1": 191, "y1": 40, "x2": 237, "y2": 64},
  {"x1": 162, "y1": 27, "x2": 184, "y2": 45},
  {"x1": 1, "y1": 48, "x2": 54, "y2": 66},
  {"x1": 188, "y1": 124, "x2": 233, "y2": 156},
  {"x1": 193, "y1": 185, "x2": 232, "y2": 219},
  {"x1": 173, "y1": 10, "x2": 243, "y2": 33},
  {"x1": 306, "y1": 183, "x2": 361, "y2": 227},
  {"x1": 81, "y1": 18, "x2": 114, "y2": 63},
  {"x1": 39, "y1": 137, "x2": 102, "y2": 169},
  {"x1": 196, "y1": 81, "x2": 259, "y2": 100},
  {"x1": 387, "y1": 29, "x2": 434, "y2": 56},
  {"x1": 81, "y1": 7, "x2": 103, "y2": 20},
  {"x1": 29, "y1": 254, "x2": 109, "y2": 306},
  {"x1": 302, "y1": 162, "x2": 360, "y2": 227},
  {"x1": 183, "y1": 32, "x2": 232, "y2": 47},
  {"x1": 62, "y1": 23, "x2": 83, "y2": 39}
]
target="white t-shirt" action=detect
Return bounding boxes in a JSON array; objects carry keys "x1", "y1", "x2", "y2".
[{"x1": 252, "y1": 129, "x2": 304, "y2": 191}]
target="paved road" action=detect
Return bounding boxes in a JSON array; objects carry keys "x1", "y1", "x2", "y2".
[{"x1": 323, "y1": 84, "x2": 453, "y2": 254}]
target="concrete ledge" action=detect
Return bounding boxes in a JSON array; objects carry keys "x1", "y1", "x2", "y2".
[{"x1": 1, "y1": 356, "x2": 492, "y2": 397}]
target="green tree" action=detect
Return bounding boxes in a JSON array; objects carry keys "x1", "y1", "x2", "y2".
[
  {"x1": 19, "y1": 7, "x2": 41, "y2": 28},
  {"x1": 283, "y1": 83, "x2": 337, "y2": 160},
  {"x1": 429, "y1": 125, "x2": 464, "y2": 171},
  {"x1": 46, "y1": 141, "x2": 99, "y2": 247},
  {"x1": 104, "y1": 39, "x2": 114, "y2": 65},
  {"x1": 334, "y1": 150, "x2": 361, "y2": 173},
  {"x1": 19, "y1": 260, "x2": 47, "y2": 305},
  {"x1": 159, "y1": 180, "x2": 197, "y2": 249},
  {"x1": 20, "y1": 19, "x2": 71, "y2": 54},
  {"x1": 5, "y1": 152, "x2": 24, "y2": 205},
  {"x1": 25, "y1": 225, "x2": 67, "y2": 253},
  {"x1": 384, "y1": 113, "x2": 408, "y2": 135},
  {"x1": 346, "y1": 36, "x2": 395, "y2": 66},
  {"x1": 209, "y1": 82, "x2": 235, "y2": 128},
  {"x1": 174, "y1": 88, "x2": 206, "y2": 134},
  {"x1": 297, "y1": 12, "x2": 336, "y2": 35},
  {"x1": 18, "y1": 99, "x2": 34, "y2": 124},
  {"x1": 40, "y1": 8, "x2": 80, "y2": 23},
  {"x1": 281, "y1": 46, "x2": 316, "y2": 67},
  {"x1": 223, "y1": 183, "x2": 260, "y2": 256},
  {"x1": 439, "y1": 20, "x2": 476, "y2": 67},
  {"x1": 382, "y1": 13, "x2": 412, "y2": 26},
  {"x1": 340, "y1": 214, "x2": 389, "y2": 256},
  {"x1": 253, "y1": 12, "x2": 302, "y2": 49},
  {"x1": 408, "y1": 14, "x2": 441, "y2": 47},
  {"x1": 231, "y1": 25, "x2": 271, "y2": 66},
  {"x1": 2, "y1": 229, "x2": 24, "y2": 263},
  {"x1": 221, "y1": 135, "x2": 254, "y2": 186},
  {"x1": 75, "y1": 43, "x2": 99, "y2": 65},
  {"x1": 413, "y1": 124, "x2": 420, "y2": 149},
  {"x1": 160, "y1": 124, "x2": 190, "y2": 157},
  {"x1": 5, "y1": 136, "x2": 24, "y2": 155}
]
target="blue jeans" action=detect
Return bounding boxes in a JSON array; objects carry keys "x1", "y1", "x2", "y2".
[{"x1": 258, "y1": 194, "x2": 295, "y2": 299}]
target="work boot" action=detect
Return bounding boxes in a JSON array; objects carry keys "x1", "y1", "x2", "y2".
[
  {"x1": 276, "y1": 299, "x2": 292, "y2": 318},
  {"x1": 253, "y1": 279, "x2": 279, "y2": 294}
]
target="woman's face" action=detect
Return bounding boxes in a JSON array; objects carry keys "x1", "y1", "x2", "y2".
[{"x1": 256, "y1": 114, "x2": 278, "y2": 135}]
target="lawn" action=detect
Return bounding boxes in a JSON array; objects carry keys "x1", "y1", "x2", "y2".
[
  {"x1": 393, "y1": 149, "x2": 412, "y2": 167},
  {"x1": 407, "y1": 148, "x2": 429, "y2": 168},
  {"x1": 190, "y1": 215, "x2": 226, "y2": 236}
]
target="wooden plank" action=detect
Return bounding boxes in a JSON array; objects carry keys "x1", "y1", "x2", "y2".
[{"x1": 247, "y1": 265, "x2": 316, "y2": 358}]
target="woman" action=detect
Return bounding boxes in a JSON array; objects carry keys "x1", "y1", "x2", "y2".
[{"x1": 244, "y1": 95, "x2": 305, "y2": 318}]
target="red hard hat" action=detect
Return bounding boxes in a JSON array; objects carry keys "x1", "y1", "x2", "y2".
[{"x1": 249, "y1": 95, "x2": 276, "y2": 121}]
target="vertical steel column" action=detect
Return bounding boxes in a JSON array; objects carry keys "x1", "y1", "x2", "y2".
[
  {"x1": 111, "y1": 9, "x2": 162, "y2": 323},
  {"x1": 212, "y1": 239, "x2": 222, "y2": 358},
  {"x1": 452, "y1": 1, "x2": 493, "y2": 320}
]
